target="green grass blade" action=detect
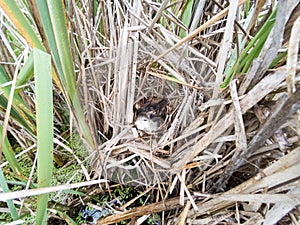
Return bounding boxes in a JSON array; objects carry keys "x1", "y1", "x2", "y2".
[
  {"x1": 179, "y1": 0, "x2": 194, "y2": 38},
  {"x1": 220, "y1": 6, "x2": 278, "y2": 88},
  {"x1": 35, "y1": 0, "x2": 95, "y2": 148},
  {"x1": 34, "y1": 49, "x2": 53, "y2": 225},
  {"x1": 0, "y1": 65, "x2": 36, "y2": 135},
  {"x1": 0, "y1": 168, "x2": 19, "y2": 221},
  {"x1": 50, "y1": 209, "x2": 77, "y2": 225},
  {"x1": 0, "y1": 1, "x2": 44, "y2": 49},
  {"x1": 0, "y1": 125, "x2": 23, "y2": 176},
  {"x1": 244, "y1": 0, "x2": 251, "y2": 17},
  {"x1": 34, "y1": 1, "x2": 65, "y2": 79},
  {"x1": 1, "y1": 0, "x2": 95, "y2": 149},
  {"x1": 16, "y1": 52, "x2": 34, "y2": 88},
  {"x1": 269, "y1": 50, "x2": 287, "y2": 68}
]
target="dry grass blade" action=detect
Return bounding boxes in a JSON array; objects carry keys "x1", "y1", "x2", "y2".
[
  {"x1": 147, "y1": 71, "x2": 201, "y2": 90},
  {"x1": 97, "y1": 197, "x2": 183, "y2": 225},
  {"x1": 286, "y1": 15, "x2": 300, "y2": 94},
  {"x1": 214, "y1": 87, "x2": 300, "y2": 190},
  {"x1": 230, "y1": 79, "x2": 247, "y2": 153},
  {"x1": 150, "y1": 0, "x2": 248, "y2": 64},
  {"x1": 171, "y1": 69, "x2": 286, "y2": 171},
  {"x1": 0, "y1": 179, "x2": 107, "y2": 201},
  {"x1": 146, "y1": 0, "x2": 170, "y2": 33},
  {"x1": 177, "y1": 201, "x2": 191, "y2": 225},
  {"x1": 188, "y1": 147, "x2": 300, "y2": 217},
  {"x1": 0, "y1": 57, "x2": 21, "y2": 159},
  {"x1": 208, "y1": 0, "x2": 240, "y2": 124},
  {"x1": 264, "y1": 187, "x2": 300, "y2": 225},
  {"x1": 219, "y1": 193, "x2": 300, "y2": 205},
  {"x1": 246, "y1": 0, "x2": 267, "y2": 34}
]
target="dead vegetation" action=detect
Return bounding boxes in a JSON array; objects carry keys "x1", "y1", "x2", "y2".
[{"x1": 66, "y1": 0, "x2": 300, "y2": 224}]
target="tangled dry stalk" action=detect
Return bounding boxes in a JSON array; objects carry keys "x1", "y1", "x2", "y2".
[{"x1": 69, "y1": 0, "x2": 300, "y2": 224}]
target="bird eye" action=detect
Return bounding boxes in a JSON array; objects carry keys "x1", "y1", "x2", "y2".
[{"x1": 149, "y1": 114, "x2": 155, "y2": 119}]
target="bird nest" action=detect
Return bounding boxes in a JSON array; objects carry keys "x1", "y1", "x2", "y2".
[
  {"x1": 90, "y1": 58, "x2": 208, "y2": 186},
  {"x1": 74, "y1": 1, "x2": 300, "y2": 223}
]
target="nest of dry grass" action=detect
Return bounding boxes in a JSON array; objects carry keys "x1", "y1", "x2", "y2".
[{"x1": 69, "y1": 0, "x2": 300, "y2": 224}]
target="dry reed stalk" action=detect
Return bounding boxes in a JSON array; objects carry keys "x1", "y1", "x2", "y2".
[{"x1": 73, "y1": 1, "x2": 300, "y2": 223}]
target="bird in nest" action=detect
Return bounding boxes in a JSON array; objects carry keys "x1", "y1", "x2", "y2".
[{"x1": 133, "y1": 97, "x2": 171, "y2": 135}]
